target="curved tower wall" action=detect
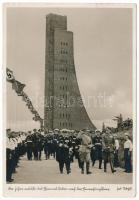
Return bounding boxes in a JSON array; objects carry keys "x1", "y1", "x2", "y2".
[{"x1": 44, "y1": 13, "x2": 96, "y2": 131}]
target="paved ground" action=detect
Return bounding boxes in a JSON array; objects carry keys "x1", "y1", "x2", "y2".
[{"x1": 12, "y1": 154, "x2": 132, "y2": 184}]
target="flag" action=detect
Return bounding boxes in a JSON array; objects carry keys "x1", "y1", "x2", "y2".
[
  {"x1": 32, "y1": 117, "x2": 37, "y2": 121},
  {"x1": 6, "y1": 68, "x2": 15, "y2": 82},
  {"x1": 33, "y1": 116, "x2": 40, "y2": 121},
  {"x1": 6, "y1": 69, "x2": 43, "y2": 123},
  {"x1": 18, "y1": 91, "x2": 24, "y2": 96},
  {"x1": 35, "y1": 113, "x2": 40, "y2": 118},
  {"x1": 27, "y1": 103, "x2": 33, "y2": 109},
  {"x1": 33, "y1": 112, "x2": 41, "y2": 121},
  {"x1": 26, "y1": 100, "x2": 32, "y2": 107},
  {"x1": 22, "y1": 93, "x2": 30, "y2": 102},
  {"x1": 30, "y1": 108, "x2": 37, "y2": 114},
  {"x1": 12, "y1": 80, "x2": 25, "y2": 95}
]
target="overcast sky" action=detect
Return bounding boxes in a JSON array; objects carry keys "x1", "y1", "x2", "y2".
[{"x1": 6, "y1": 6, "x2": 133, "y2": 131}]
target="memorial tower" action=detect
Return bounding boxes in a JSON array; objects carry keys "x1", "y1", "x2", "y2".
[{"x1": 44, "y1": 13, "x2": 96, "y2": 130}]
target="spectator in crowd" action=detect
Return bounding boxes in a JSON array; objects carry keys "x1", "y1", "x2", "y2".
[{"x1": 124, "y1": 133, "x2": 132, "y2": 173}]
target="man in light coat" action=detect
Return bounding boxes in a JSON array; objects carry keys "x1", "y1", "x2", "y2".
[{"x1": 78, "y1": 130, "x2": 92, "y2": 174}]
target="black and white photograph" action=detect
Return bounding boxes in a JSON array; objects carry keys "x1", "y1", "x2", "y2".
[{"x1": 3, "y1": 3, "x2": 136, "y2": 198}]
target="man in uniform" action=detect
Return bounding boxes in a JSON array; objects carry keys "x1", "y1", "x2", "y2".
[
  {"x1": 102, "y1": 132, "x2": 116, "y2": 173},
  {"x1": 78, "y1": 130, "x2": 92, "y2": 174},
  {"x1": 12, "y1": 134, "x2": 19, "y2": 171},
  {"x1": 74, "y1": 137, "x2": 82, "y2": 168},
  {"x1": 26, "y1": 131, "x2": 33, "y2": 160},
  {"x1": 56, "y1": 138, "x2": 72, "y2": 174},
  {"x1": 6, "y1": 129, "x2": 14, "y2": 182},
  {"x1": 37, "y1": 129, "x2": 44, "y2": 160},
  {"x1": 44, "y1": 135, "x2": 49, "y2": 160},
  {"x1": 32, "y1": 129, "x2": 39, "y2": 160},
  {"x1": 92, "y1": 130, "x2": 103, "y2": 169}
]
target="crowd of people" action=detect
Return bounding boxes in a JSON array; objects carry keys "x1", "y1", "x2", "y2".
[{"x1": 6, "y1": 128, "x2": 133, "y2": 182}]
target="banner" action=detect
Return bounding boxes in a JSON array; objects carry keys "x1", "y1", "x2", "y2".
[
  {"x1": 6, "y1": 68, "x2": 15, "y2": 82},
  {"x1": 12, "y1": 80, "x2": 25, "y2": 95},
  {"x1": 6, "y1": 68, "x2": 43, "y2": 127}
]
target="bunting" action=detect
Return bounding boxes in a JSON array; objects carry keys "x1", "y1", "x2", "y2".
[
  {"x1": 6, "y1": 68, "x2": 15, "y2": 82},
  {"x1": 12, "y1": 80, "x2": 25, "y2": 95},
  {"x1": 6, "y1": 68, "x2": 43, "y2": 128}
]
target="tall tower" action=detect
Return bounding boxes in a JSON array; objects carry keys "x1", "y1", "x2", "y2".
[{"x1": 44, "y1": 13, "x2": 96, "y2": 131}]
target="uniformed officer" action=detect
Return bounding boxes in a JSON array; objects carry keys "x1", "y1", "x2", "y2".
[
  {"x1": 70, "y1": 136, "x2": 76, "y2": 162},
  {"x1": 102, "y1": 133, "x2": 116, "y2": 173},
  {"x1": 32, "y1": 129, "x2": 39, "y2": 160},
  {"x1": 20, "y1": 132, "x2": 26, "y2": 155},
  {"x1": 37, "y1": 130, "x2": 44, "y2": 160},
  {"x1": 47, "y1": 136, "x2": 53, "y2": 159},
  {"x1": 74, "y1": 137, "x2": 82, "y2": 168},
  {"x1": 56, "y1": 138, "x2": 72, "y2": 174},
  {"x1": 44, "y1": 136, "x2": 49, "y2": 160},
  {"x1": 6, "y1": 130, "x2": 14, "y2": 182},
  {"x1": 26, "y1": 131, "x2": 33, "y2": 160},
  {"x1": 12, "y1": 135, "x2": 19, "y2": 172},
  {"x1": 92, "y1": 130, "x2": 103, "y2": 169},
  {"x1": 51, "y1": 137, "x2": 57, "y2": 159},
  {"x1": 78, "y1": 130, "x2": 92, "y2": 174},
  {"x1": 124, "y1": 133, "x2": 132, "y2": 173},
  {"x1": 9, "y1": 134, "x2": 18, "y2": 174}
]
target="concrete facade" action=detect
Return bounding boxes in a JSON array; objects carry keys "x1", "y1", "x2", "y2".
[{"x1": 44, "y1": 13, "x2": 96, "y2": 131}]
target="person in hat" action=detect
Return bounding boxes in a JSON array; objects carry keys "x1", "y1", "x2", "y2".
[
  {"x1": 32, "y1": 129, "x2": 39, "y2": 160},
  {"x1": 92, "y1": 130, "x2": 103, "y2": 169},
  {"x1": 26, "y1": 131, "x2": 33, "y2": 160},
  {"x1": 102, "y1": 132, "x2": 116, "y2": 173},
  {"x1": 37, "y1": 130, "x2": 44, "y2": 160},
  {"x1": 44, "y1": 135, "x2": 49, "y2": 160},
  {"x1": 124, "y1": 133, "x2": 132, "y2": 173},
  {"x1": 56, "y1": 139, "x2": 71, "y2": 174},
  {"x1": 6, "y1": 130, "x2": 14, "y2": 182},
  {"x1": 78, "y1": 130, "x2": 92, "y2": 174}
]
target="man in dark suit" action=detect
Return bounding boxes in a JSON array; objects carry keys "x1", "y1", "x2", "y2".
[
  {"x1": 56, "y1": 139, "x2": 71, "y2": 174},
  {"x1": 26, "y1": 131, "x2": 33, "y2": 160},
  {"x1": 92, "y1": 130, "x2": 103, "y2": 169},
  {"x1": 32, "y1": 129, "x2": 39, "y2": 160}
]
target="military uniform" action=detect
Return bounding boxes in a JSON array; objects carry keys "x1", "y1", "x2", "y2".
[
  {"x1": 56, "y1": 140, "x2": 72, "y2": 174},
  {"x1": 92, "y1": 135, "x2": 103, "y2": 169},
  {"x1": 74, "y1": 140, "x2": 82, "y2": 169},
  {"x1": 102, "y1": 136, "x2": 116, "y2": 173},
  {"x1": 26, "y1": 133, "x2": 33, "y2": 160},
  {"x1": 6, "y1": 137, "x2": 14, "y2": 182},
  {"x1": 32, "y1": 132, "x2": 39, "y2": 160},
  {"x1": 47, "y1": 138, "x2": 53, "y2": 159},
  {"x1": 44, "y1": 137, "x2": 49, "y2": 160},
  {"x1": 37, "y1": 133, "x2": 44, "y2": 160},
  {"x1": 13, "y1": 137, "x2": 19, "y2": 171},
  {"x1": 6, "y1": 131, "x2": 30, "y2": 182},
  {"x1": 20, "y1": 133, "x2": 26, "y2": 155},
  {"x1": 78, "y1": 132, "x2": 92, "y2": 174}
]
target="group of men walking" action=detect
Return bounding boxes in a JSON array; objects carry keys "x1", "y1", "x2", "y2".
[{"x1": 6, "y1": 128, "x2": 133, "y2": 182}]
